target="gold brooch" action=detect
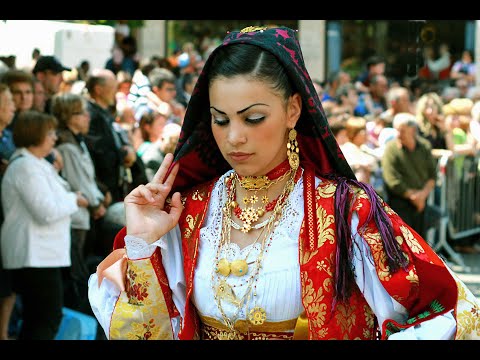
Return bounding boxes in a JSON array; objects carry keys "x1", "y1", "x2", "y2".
[
  {"x1": 248, "y1": 307, "x2": 267, "y2": 325},
  {"x1": 240, "y1": 26, "x2": 267, "y2": 33}
]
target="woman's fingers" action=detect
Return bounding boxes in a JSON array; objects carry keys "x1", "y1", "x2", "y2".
[
  {"x1": 163, "y1": 162, "x2": 179, "y2": 188},
  {"x1": 129, "y1": 180, "x2": 177, "y2": 205},
  {"x1": 168, "y1": 192, "x2": 183, "y2": 223},
  {"x1": 151, "y1": 153, "x2": 174, "y2": 184},
  {"x1": 137, "y1": 184, "x2": 155, "y2": 202}
]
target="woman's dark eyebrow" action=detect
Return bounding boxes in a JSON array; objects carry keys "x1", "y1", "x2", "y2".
[{"x1": 210, "y1": 103, "x2": 269, "y2": 115}]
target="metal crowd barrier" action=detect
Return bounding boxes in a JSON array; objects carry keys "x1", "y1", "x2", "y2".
[{"x1": 426, "y1": 152, "x2": 480, "y2": 272}]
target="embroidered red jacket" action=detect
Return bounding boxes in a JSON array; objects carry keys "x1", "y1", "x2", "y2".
[{"x1": 111, "y1": 175, "x2": 479, "y2": 340}]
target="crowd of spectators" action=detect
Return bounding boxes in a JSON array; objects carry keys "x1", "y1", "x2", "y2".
[{"x1": 0, "y1": 34, "x2": 479, "y2": 340}]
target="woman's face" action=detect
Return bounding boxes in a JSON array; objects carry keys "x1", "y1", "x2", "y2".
[
  {"x1": 209, "y1": 76, "x2": 301, "y2": 177},
  {"x1": 10, "y1": 81, "x2": 33, "y2": 112},
  {"x1": 37, "y1": 128, "x2": 57, "y2": 158},
  {"x1": 424, "y1": 99, "x2": 439, "y2": 122},
  {"x1": 69, "y1": 107, "x2": 90, "y2": 135},
  {"x1": 148, "y1": 114, "x2": 167, "y2": 142},
  {"x1": 33, "y1": 81, "x2": 46, "y2": 112},
  {"x1": 0, "y1": 90, "x2": 15, "y2": 129}
]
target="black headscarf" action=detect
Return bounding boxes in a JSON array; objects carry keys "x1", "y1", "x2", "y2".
[
  {"x1": 170, "y1": 26, "x2": 355, "y2": 193},
  {"x1": 167, "y1": 26, "x2": 406, "y2": 302}
]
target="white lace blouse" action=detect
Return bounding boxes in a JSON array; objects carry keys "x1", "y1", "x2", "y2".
[{"x1": 88, "y1": 170, "x2": 456, "y2": 340}]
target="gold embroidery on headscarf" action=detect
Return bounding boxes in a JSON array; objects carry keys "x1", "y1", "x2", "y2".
[{"x1": 240, "y1": 26, "x2": 268, "y2": 33}]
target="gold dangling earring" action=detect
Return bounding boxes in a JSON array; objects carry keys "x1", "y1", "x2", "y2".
[{"x1": 287, "y1": 128, "x2": 299, "y2": 171}]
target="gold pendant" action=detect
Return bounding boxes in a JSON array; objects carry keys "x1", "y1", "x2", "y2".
[
  {"x1": 239, "y1": 206, "x2": 259, "y2": 224},
  {"x1": 288, "y1": 152, "x2": 299, "y2": 171},
  {"x1": 230, "y1": 259, "x2": 248, "y2": 276},
  {"x1": 215, "y1": 279, "x2": 239, "y2": 305},
  {"x1": 216, "y1": 258, "x2": 231, "y2": 276},
  {"x1": 248, "y1": 306, "x2": 267, "y2": 325}
]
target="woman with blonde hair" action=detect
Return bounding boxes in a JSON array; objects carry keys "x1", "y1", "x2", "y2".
[{"x1": 415, "y1": 92, "x2": 453, "y2": 155}]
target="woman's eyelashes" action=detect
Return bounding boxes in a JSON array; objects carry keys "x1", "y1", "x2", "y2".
[
  {"x1": 246, "y1": 116, "x2": 265, "y2": 124},
  {"x1": 212, "y1": 115, "x2": 266, "y2": 126},
  {"x1": 212, "y1": 117, "x2": 228, "y2": 126}
]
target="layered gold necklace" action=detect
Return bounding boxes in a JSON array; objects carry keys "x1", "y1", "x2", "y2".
[
  {"x1": 230, "y1": 169, "x2": 292, "y2": 233},
  {"x1": 211, "y1": 161, "x2": 299, "y2": 339}
]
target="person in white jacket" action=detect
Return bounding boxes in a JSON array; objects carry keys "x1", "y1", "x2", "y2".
[{"x1": 0, "y1": 110, "x2": 88, "y2": 339}]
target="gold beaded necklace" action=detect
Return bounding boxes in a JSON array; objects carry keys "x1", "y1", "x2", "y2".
[{"x1": 211, "y1": 166, "x2": 299, "y2": 338}]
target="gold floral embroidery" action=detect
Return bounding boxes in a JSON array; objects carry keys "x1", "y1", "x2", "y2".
[
  {"x1": 316, "y1": 182, "x2": 336, "y2": 199},
  {"x1": 126, "y1": 261, "x2": 153, "y2": 306},
  {"x1": 313, "y1": 328, "x2": 328, "y2": 339},
  {"x1": 110, "y1": 258, "x2": 173, "y2": 340},
  {"x1": 395, "y1": 235, "x2": 404, "y2": 246},
  {"x1": 192, "y1": 189, "x2": 206, "y2": 201},
  {"x1": 127, "y1": 319, "x2": 160, "y2": 340},
  {"x1": 353, "y1": 201, "x2": 363, "y2": 212},
  {"x1": 301, "y1": 273, "x2": 328, "y2": 335},
  {"x1": 364, "y1": 306, "x2": 375, "y2": 329},
  {"x1": 317, "y1": 206, "x2": 335, "y2": 247},
  {"x1": 406, "y1": 269, "x2": 419, "y2": 285},
  {"x1": 361, "y1": 306, "x2": 376, "y2": 339},
  {"x1": 334, "y1": 303, "x2": 357, "y2": 335},
  {"x1": 351, "y1": 187, "x2": 369, "y2": 212},
  {"x1": 316, "y1": 253, "x2": 334, "y2": 280},
  {"x1": 301, "y1": 249, "x2": 318, "y2": 265},
  {"x1": 180, "y1": 196, "x2": 187, "y2": 206},
  {"x1": 399, "y1": 225, "x2": 425, "y2": 254},
  {"x1": 322, "y1": 276, "x2": 334, "y2": 294},
  {"x1": 184, "y1": 214, "x2": 199, "y2": 239},
  {"x1": 452, "y1": 277, "x2": 480, "y2": 339},
  {"x1": 377, "y1": 195, "x2": 397, "y2": 215},
  {"x1": 361, "y1": 227, "x2": 392, "y2": 281},
  {"x1": 316, "y1": 260, "x2": 329, "y2": 274}
]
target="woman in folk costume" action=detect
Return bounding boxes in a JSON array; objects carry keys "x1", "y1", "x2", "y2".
[{"x1": 88, "y1": 26, "x2": 480, "y2": 340}]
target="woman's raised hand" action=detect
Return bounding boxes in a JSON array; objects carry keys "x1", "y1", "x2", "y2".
[{"x1": 124, "y1": 153, "x2": 183, "y2": 244}]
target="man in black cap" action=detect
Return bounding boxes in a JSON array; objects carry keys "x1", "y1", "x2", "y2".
[
  {"x1": 32, "y1": 55, "x2": 70, "y2": 114},
  {"x1": 32, "y1": 56, "x2": 71, "y2": 171}
]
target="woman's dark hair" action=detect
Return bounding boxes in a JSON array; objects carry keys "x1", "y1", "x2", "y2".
[
  {"x1": 208, "y1": 43, "x2": 295, "y2": 103},
  {"x1": 13, "y1": 110, "x2": 57, "y2": 147}
]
